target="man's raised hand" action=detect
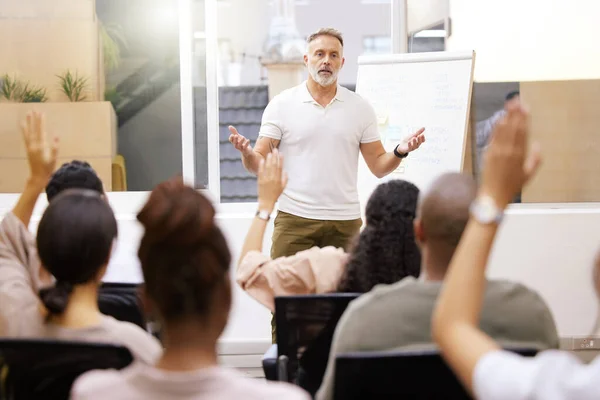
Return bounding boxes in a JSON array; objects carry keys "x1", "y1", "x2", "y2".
[
  {"x1": 228, "y1": 125, "x2": 254, "y2": 157},
  {"x1": 397, "y1": 127, "x2": 426, "y2": 154}
]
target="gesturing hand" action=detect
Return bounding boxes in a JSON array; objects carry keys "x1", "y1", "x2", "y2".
[
  {"x1": 397, "y1": 127, "x2": 426, "y2": 154},
  {"x1": 480, "y1": 105, "x2": 542, "y2": 208},
  {"x1": 257, "y1": 149, "x2": 288, "y2": 213},
  {"x1": 21, "y1": 111, "x2": 59, "y2": 184},
  {"x1": 228, "y1": 125, "x2": 254, "y2": 157}
]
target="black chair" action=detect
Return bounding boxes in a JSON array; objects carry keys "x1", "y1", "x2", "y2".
[
  {"x1": 98, "y1": 282, "x2": 146, "y2": 330},
  {"x1": 0, "y1": 338, "x2": 133, "y2": 400},
  {"x1": 333, "y1": 347, "x2": 539, "y2": 400},
  {"x1": 264, "y1": 293, "x2": 360, "y2": 395}
]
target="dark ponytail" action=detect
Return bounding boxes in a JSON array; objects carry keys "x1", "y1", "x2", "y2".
[
  {"x1": 36, "y1": 189, "x2": 118, "y2": 316},
  {"x1": 39, "y1": 281, "x2": 74, "y2": 315}
]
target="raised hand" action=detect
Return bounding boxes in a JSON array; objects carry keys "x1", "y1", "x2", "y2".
[
  {"x1": 228, "y1": 125, "x2": 254, "y2": 157},
  {"x1": 480, "y1": 106, "x2": 542, "y2": 208},
  {"x1": 257, "y1": 149, "x2": 288, "y2": 213},
  {"x1": 21, "y1": 111, "x2": 59, "y2": 184}
]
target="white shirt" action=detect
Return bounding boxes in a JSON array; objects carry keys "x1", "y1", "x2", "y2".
[
  {"x1": 474, "y1": 349, "x2": 600, "y2": 399},
  {"x1": 259, "y1": 81, "x2": 380, "y2": 220}
]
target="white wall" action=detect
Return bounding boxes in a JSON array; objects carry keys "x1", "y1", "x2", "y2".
[{"x1": 448, "y1": 0, "x2": 600, "y2": 82}]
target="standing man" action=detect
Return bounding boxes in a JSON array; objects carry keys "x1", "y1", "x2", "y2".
[{"x1": 229, "y1": 28, "x2": 425, "y2": 260}]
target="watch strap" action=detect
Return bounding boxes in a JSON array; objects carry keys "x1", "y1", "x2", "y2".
[
  {"x1": 255, "y1": 209, "x2": 271, "y2": 221},
  {"x1": 393, "y1": 145, "x2": 408, "y2": 159}
]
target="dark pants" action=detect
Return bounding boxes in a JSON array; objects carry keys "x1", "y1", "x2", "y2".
[{"x1": 269, "y1": 211, "x2": 362, "y2": 343}]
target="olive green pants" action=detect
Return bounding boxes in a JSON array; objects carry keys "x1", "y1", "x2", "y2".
[{"x1": 270, "y1": 211, "x2": 362, "y2": 343}]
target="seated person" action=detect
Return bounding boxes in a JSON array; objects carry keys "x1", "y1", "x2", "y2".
[
  {"x1": 432, "y1": 106, "x2": 596, "y2": 399},
  {"x1": 45, "y1": 160, "x2": 104, "y2": 201},
  {"x1": 0, "y1": 112, "x2": 161, "y2": 364},
  {"x1": 316, "y1": 171, "x2": 559, "y2": 400},
  {"x1": 236, "y1": 150, "x2": 421, "y2": 311},
  {"x1": 71, "y1": 177, "x2": 309, "y2": 399}
]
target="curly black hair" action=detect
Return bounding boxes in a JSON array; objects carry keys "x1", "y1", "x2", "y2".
[
  {"x1": 45, "y1": 160, "x2": 104, "y2": 202},
  {"x1": 338, "y1": 179, "x2": 421, "y2": 293}
]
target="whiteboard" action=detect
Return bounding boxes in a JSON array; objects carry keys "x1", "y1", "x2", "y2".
[{"x1": 356, "y1": 50, "x2": 475, "y2": 209}]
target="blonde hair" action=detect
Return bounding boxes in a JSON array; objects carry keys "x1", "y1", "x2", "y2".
[{"x1": 306, "y1": 28, "x2": 344, "y2": 47}]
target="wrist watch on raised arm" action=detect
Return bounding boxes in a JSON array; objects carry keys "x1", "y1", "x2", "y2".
[
  {"x1": 255, "y1": 209, "x2": 271, "y2": 221},
  {"x1": 469, "y1": 195, "x2": 504, "y2": 225}
]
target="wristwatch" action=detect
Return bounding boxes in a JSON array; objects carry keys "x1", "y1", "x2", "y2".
[
  {"x1": 256, "y1": 209, "x2": 271, "y2": 221},
  {"x1": 469, "y1": 195, "x2": 503, "y2": 225},
  {"x1": 393, "y1": 145, "x2": 409, "y2": 159}
]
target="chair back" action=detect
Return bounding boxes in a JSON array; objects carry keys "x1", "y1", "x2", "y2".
[
  {"x1": 275, "y1": 293, "x2": 360, "y2": 392},
  {"x1": 98, "y1": 282, "x2": 146, "y2": 329},
  {"x1": 333, "y1": 347, "x2": 538, "y2": 400},
  {"x1": 0, "y1": 338, "x2": 133, "y2": 400}
]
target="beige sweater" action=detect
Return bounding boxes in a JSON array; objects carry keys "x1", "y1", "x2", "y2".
[
  {"x1": 71, "y1": 362, "x2": 310, "y2": 400},
  {"x1": 0, "y1": 212, "x2": 162, "y2": 365},
  {"x1": 236, "y1": 247, "x2": 348, "y2": 311}
]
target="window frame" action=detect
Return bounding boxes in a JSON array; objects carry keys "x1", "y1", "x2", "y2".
[{"x1": 0, "y1": 0, "x2": 248, "y2": 216}]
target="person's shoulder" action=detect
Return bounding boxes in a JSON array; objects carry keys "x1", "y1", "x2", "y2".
[
  {"x1": 339, "y1": 85, "x2": 371, "y2": 106},
  {"x1": 345, "y1": 276, "x2": 421, "y2": 314},
  {"x1": 218, "y1": 368, "x2": 310, "y2": 399},
  {"x1": 486, "y1": 279, "x2": 546, "y2": 302},
  {"x1": 100, "y1": 316, "x2": 162, "y2": 362},
  {"x1": 270, "y1": 83, "x2": 306, "y2": 104},
  {"x1": 71, "y1": 366, "x2": 128, "y2": 399}
]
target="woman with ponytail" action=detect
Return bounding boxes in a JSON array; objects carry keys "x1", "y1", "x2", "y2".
[
  {"x1": 0, "y1": 112, "x2": 161, "y2": 364},
  {"x1": 71, "y1": 177, "x2": 308, "y2": 399}
]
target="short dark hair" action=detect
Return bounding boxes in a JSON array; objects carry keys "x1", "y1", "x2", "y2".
[
  {"x1": 45, "y1": 160, "x2": 104, "y2": 202},
  {"x1": 338, "y1": 180, "x2": 421, "y2": 293},
  {"x1": 37, "y1": 189, "x2": 118, "y2": 315},
  {"x1": 505, "y1": 91, "x2": 520, "y2": 102},
  {"x1": 137, "y1": 178, "x2": 231, "y2": 322}
]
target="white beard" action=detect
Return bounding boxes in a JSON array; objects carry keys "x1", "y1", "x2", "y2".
[{"x1": 308, "y1": 64, "x2": 338, "y2": 87}]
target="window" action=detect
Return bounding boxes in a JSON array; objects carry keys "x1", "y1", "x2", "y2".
[
  {"x1": 363, "y1": 36, "x2": 392, "y2": 55},
  {"x1": 0, "y1": 0, "x2": 205, "y2": 193}
]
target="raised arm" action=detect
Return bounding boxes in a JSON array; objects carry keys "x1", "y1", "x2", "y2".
[
  {"x1": 237, "y1": 149, "x2": 287, "y2": 264},
  {"x1": 0, "y1": 112, "x2": 59, "y2": 332},
  {"x1": 13, "y1": 112, "x2": 59, "y2": 227},
  {"x1": 360, "y1": 128, "x2": 425, "y2": 179},
  {"x1": 431, "y1": 106, "x2": 542, "y2": 395}
]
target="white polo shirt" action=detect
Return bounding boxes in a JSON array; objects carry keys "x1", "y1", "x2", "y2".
[{"x1": 259, "y1": 81, "x2": 380, "y2": 220}]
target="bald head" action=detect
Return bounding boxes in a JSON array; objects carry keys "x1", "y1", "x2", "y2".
[{"x1": 415, "y1": 173, "x2": 477, "y2": 275}]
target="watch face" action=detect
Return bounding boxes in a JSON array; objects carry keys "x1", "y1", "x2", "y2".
[
  {"x1": 257, "y1": 210, "x2": 270, "y2": 220},
  {"x1": 471, "y1": 196, "x2": 502, "y2": 224}
]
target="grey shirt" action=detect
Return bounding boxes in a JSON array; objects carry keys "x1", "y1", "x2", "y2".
[{"x1": 316, "y1": 276, "x2": 559, "y2": 400}]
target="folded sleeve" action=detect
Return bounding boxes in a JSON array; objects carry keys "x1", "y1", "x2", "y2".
[
  {"x1": 258, "y1": 99, "x2": 284, "y2": 140},
  {"x1": 236, "y1": 247, "x2": 347, "y2": 312}
]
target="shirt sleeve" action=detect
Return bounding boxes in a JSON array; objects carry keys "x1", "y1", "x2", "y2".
[
  {"x1": 0, "y1": 212, "x2": 44, "y2": 335},
  {"x1": 360, "y1": 102, "x2": 381, "y2": 144},
  {"x1": 473, "y1": 349, "x2": 600, "y2": 400},
  {"x1": 235, "y1": 247, "x2": 346, "y2": 312},
  {"x1": 258, "y1": 98, "x2": 284, "y2": 140}
]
